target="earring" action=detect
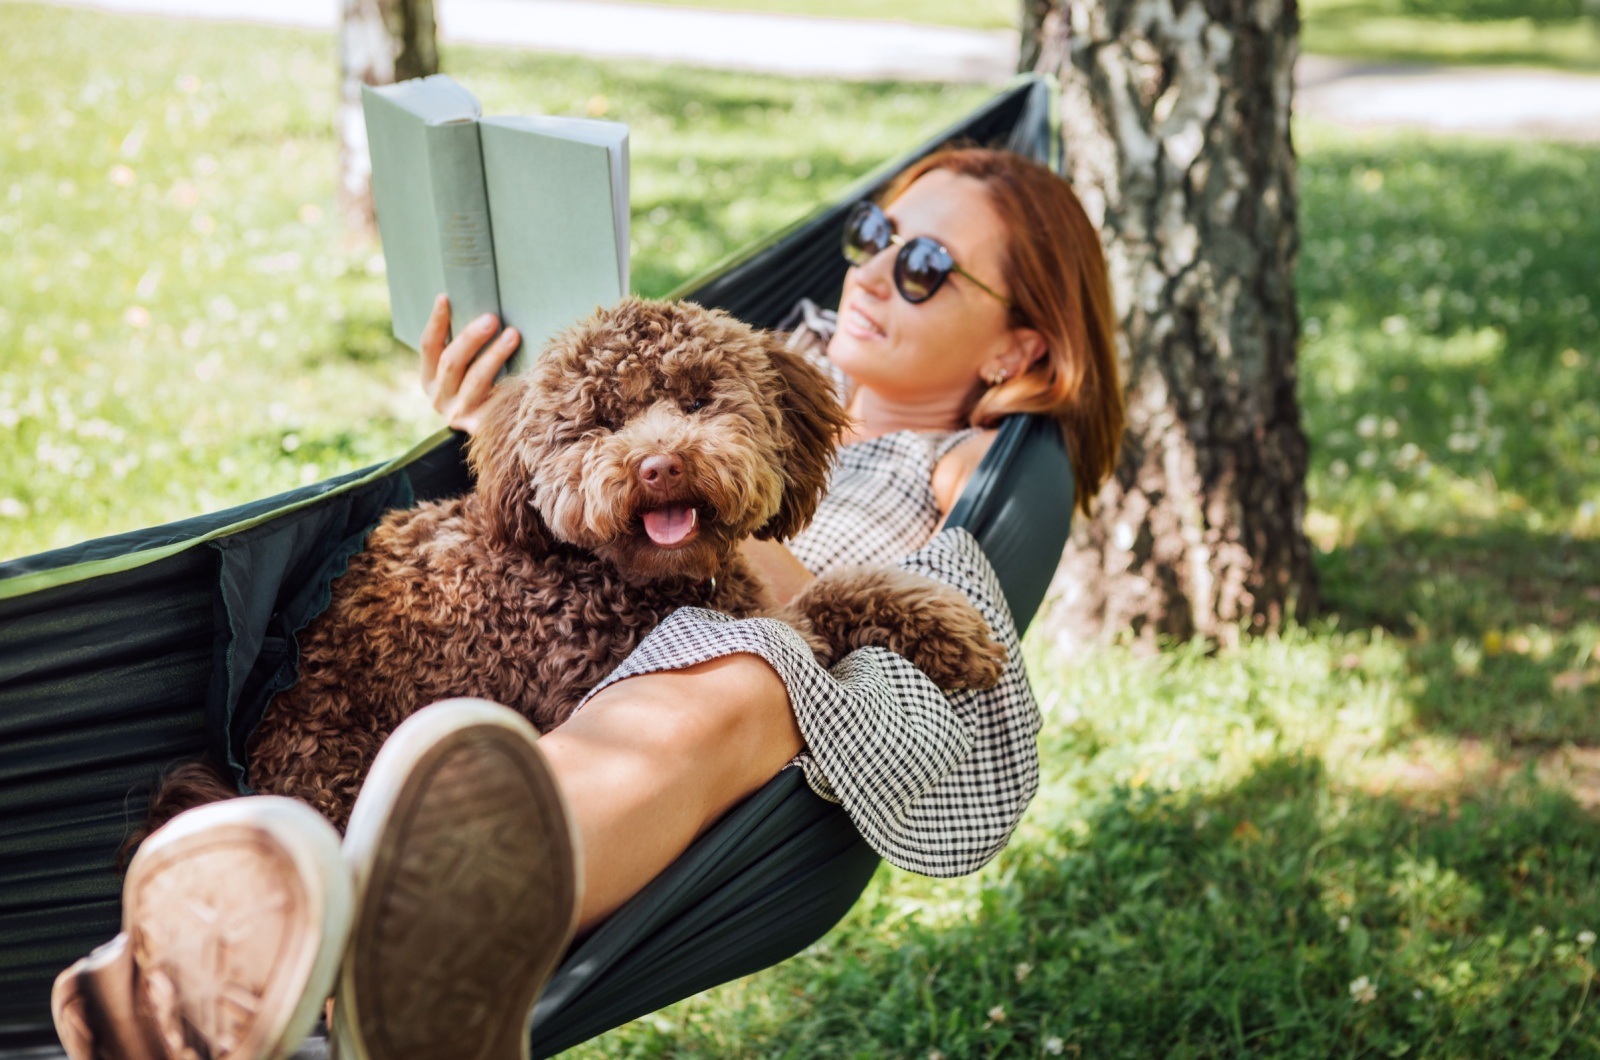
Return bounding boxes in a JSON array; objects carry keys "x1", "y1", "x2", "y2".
[{"x1": 984, "y1": 367, "x2": 1011, "y2": 386}]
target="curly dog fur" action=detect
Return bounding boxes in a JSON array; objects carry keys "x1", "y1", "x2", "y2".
[{"x1": 146, "y1": 297, "x2": 1005, "y2": 837}]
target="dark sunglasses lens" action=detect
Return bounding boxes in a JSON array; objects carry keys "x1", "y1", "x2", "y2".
[
  {"x1": 843, "y1": 203, "x2": 892, "y2": 265},
  {"x1": 894, "y1": 238, "x2": 952, "y2": 303}
]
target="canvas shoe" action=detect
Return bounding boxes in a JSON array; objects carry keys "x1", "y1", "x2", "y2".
[
  {"x1": 51, "y1": 796, "x2": 353, "y2": 1060},
  {"x1": 333, "y1": 698, "x2": 582, "y2": 1060}
]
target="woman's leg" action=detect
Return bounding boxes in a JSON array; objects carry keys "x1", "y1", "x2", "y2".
[{"x1": 537, "y1": 653, "x2": 803, "y2": 931}]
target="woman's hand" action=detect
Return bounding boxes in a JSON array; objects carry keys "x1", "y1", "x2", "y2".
[{"x1": 420, "y1": 294, "x2": 521, "y2": 435}]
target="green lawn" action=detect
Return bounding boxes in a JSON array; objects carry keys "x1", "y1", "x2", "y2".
[
  {"x1": 1302, "y1": 0, "x2": 1600, "y2": 71},
  {"x1": 4, "y1": 4, "x2": 1600, "y2": 1057},
  {"x1": 552, "y1": 0, "x2": 1600, "y2": 71}
]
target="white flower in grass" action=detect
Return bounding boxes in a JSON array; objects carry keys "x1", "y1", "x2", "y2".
[
  {"x1": 1533, "y1": 925, "x2": 1548, "y2": 938},
  {"x1": 927, "y1": 1051, "x2": 945, "y2": 1060},
  {"x1": 1044, "y1": 1037, "x2": 1065, "y2": 1055},
  {"x1": 1337, "y1": 915, "x2": 1350, "y2": 934},
  {"x1": 1578, "y1": 930, "x2": 1596, "y2": 947},
  {"x1": 1014, "y1": 961, "x2": 1033, "y2": 983},
  {"x1": 1349, "y1": 976, "x2": 1377, "y2": 1004},
  {"x1": 987, "y1": 1005, "x2": 1006, "y2": 1024}
]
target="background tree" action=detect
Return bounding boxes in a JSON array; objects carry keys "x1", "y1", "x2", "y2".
[
  {"x1": 1023, "y1": 0, "x2": 1318, "y2": 645},
  {"x1": 338, "y1": 0, "x2": 439, "y2": 239}
]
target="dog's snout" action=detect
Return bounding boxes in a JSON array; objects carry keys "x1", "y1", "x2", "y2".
[{"x1": 638, "y1": 453, "x2": 685, "y2": 490}]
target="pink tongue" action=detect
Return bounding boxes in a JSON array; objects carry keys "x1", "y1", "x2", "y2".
[{"x1": 642, "y1": 505, "x2": 697, "y2": 546}]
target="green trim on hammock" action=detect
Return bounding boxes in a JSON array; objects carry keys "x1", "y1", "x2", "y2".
[{"x1": 0, "y1": 428, "x2": 456, "y2": 602}]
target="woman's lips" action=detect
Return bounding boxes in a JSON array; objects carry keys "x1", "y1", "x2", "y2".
[{"x1": 840, "y1": 305, "x2": 886, "y2": 340}]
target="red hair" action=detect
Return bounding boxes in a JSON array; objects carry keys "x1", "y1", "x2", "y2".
[{"x1": 882, "y1": 148, "x2": 1125, "y2": 516}]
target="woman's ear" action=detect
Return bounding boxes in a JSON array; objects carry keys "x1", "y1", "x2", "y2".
[
  {"x1": 982, "y1": 326, "x2": 1049, "y2": 383},
  {"x1": 466, "y1": 376, "x2": 547, "y2": 550},
  {"x1": 756, "y1": 338, "x2": 852, "y2": 541}
]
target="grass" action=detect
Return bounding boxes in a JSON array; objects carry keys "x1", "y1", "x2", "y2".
[
  {"x1": 1302, "y1": 0, "x2": 1600, "y2": 71},
  {"x1": 0, "y1": 2, "x2": 988, "y2": 558},
  {"x1": 4, "y1": 3, "x2": 1600, "y2": 1056},
  {"x1": 571, "y1": 0, "x2": 1600, "y2": 71}
]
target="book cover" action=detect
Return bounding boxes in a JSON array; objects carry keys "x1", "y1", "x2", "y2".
[
  {"x1": 480, "y1": 116, "x2": 628, "y2": 373},
  {"x1": 362, "y1": 76, "x2": 629, "y2": 369},
  {"x1": 362, "y1": 76, "x2": 499, "y2": 351}
]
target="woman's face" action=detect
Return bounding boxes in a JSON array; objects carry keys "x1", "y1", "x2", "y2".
[{"x1": 827, "y1": 169, "x2": 1022, "y2": 402}]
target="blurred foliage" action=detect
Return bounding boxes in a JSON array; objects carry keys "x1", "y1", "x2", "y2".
[
  {"x1": 1397, "y1": 0, "x2": 1588, "y2": 22},
  {"x1": 1303, "y1": 0, "x2": 1600, "y2": 69}
]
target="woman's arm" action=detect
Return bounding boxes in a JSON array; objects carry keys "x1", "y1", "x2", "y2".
[
  {"x1": 420, "y1": 294, "x2": 522, "y2": 434},
  {"x1": 740, "y1": 537, "x2": 815, "y2": 606}
]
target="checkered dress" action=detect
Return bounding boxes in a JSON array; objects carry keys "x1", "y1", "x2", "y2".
[{"x1": 575, "y1": 302, "x2": 1042, "y2": 877}]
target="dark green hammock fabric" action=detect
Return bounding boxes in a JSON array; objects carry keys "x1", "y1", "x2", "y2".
[{"x1": 0, "y1": 76, "x2": 1068, "y2": 1054}]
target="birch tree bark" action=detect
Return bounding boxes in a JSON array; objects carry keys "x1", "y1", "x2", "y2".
[
  {"x1": 338, "y1": 0, "x2": 439, "y2": 240},
  {"x1": 1026, "y1": 0, "x2": 1318, "y2": 645}
]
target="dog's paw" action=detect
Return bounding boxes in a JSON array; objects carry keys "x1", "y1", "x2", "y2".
[{"x1": 786, "y1": 566, "x2": 1007, "y2": 692}]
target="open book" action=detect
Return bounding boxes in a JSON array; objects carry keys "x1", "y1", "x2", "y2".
[{"x1": 362, "y1": 75, "x2": 629, "y2": 374}]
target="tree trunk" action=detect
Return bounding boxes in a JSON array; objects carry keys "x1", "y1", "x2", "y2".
[
  {"x1": 338, "y1": 0, "x2": 439, "y2": 241},
  {"x1": 1026, "y1": 0, "x2": 1318, "y2": 646}
]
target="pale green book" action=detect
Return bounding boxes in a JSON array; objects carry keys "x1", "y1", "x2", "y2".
[{"x1": 361, "y1": 76, "x2": 629, "y2": 370}]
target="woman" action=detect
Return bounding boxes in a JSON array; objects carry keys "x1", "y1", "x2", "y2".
[
  {"x1": 426, "y1": 145, "x2": 1121, "y2": 906},
  {"x1": 53, "y1": 148, "x2": 1123, "y2": 1060}
]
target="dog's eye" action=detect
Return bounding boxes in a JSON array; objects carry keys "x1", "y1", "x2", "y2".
[{"x1": 685, "y1": 396, "x2": 709, "y2": 414}]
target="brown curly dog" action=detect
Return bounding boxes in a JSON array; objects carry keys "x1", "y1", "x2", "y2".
[{"x1": 148, "y1": 298, "x2": 1005, "y2": 834}]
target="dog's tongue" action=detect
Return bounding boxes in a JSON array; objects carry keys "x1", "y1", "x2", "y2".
[{"x1": 642, "y1": 505, "x2": 697, "y2": 546}]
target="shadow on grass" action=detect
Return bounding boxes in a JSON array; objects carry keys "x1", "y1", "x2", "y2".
[
  {"x1": 1320, "y1": 525, "x2": 1600, "y2": 747},
  {"x1": 608, "y1": 757, "x2": 1600, "y2": 1058}
]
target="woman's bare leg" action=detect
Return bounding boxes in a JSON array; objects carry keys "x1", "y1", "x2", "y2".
[{"x1": 537, "y1": 653, "x2": 803, "y2": 931}]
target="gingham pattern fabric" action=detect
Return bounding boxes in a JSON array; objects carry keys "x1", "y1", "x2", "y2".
[
  {"x1": 787, "y1": 428, "x2": 979, "y2": 576},
  {"x1": 577, "y1": 530, "x2": 1039, "y2": 876},
  {"x1": 779, "y1": 299, "x2": 983, "y2": 575},
  {"x1": 573, "y1": 301, "x2": 1043, "y2": 877}
]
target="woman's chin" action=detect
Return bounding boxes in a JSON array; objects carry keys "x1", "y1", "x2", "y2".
[{"x1": 826, "y1": 331, "x2": 884, "y2": 379}]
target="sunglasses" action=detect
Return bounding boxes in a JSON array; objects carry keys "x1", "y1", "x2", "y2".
[{"x1": 841, "y1": 201, "x2": 1012, "y2": 307}]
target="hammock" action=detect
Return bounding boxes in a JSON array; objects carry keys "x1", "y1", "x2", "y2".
[{"x1": 0, "y1": 76, "x2": 1070, "y2": 1056}]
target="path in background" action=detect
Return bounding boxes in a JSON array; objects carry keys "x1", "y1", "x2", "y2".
[
  {"x1": 1299, "y1": 54, "x2": 1600, "y2": 142},
  {"x1": 21, "y1": 0, "x2": 1600, "y2": 138},
  {"x1": 35, "y1": 0, "x2": 1019, "y2": 82}
]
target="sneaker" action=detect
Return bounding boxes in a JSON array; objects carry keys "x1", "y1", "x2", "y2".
[
  {"x1": 52, "y1": 796, "x2": 353, "y2": 1060},
  {"x1": 333, "y1": 699, "x2": 582, "y2": 1060}
]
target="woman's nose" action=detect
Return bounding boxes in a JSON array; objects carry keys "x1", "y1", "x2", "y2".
[{"x1": 851, "y1": 247, "x2": 896, "y2": 300}]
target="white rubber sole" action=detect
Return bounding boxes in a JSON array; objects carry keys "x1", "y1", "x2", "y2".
[
  {"x1": 334, "y1": 699, "x2": 582, "y2": 1060},
  {"x1": 53, "y1": 795, "x2": 353, "y2": 1060}
]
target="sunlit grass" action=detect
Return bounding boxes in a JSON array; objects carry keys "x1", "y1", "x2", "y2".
[
  {"x1": 0, "y1": 2, "x2": 987, "y2": 559},
  {"x1": 1302, "y1": 0, "x2": 1600, "y2": 70}
]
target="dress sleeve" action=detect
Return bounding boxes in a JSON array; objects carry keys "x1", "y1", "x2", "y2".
[{"x1": 571, "y1": 527, "x2": 1042, "y2": 878}]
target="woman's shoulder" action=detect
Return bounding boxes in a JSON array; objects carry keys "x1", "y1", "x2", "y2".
[{"x1": 931, "y1": 427, "x2": 998, "y2": 516}]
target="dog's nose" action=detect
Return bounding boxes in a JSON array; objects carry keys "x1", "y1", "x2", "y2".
[{"x1": 639, "y1": 453, "x2": 684, "y2": 490}]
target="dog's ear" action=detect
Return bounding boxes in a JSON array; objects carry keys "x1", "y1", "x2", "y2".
[
  {"x1": 467, "y1": 377, "x2": 547, "y2": 550},
  {"x1": 755, "y1": 337, "x2": 851, "y2": 541}
]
